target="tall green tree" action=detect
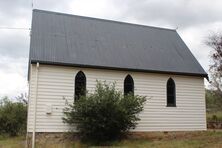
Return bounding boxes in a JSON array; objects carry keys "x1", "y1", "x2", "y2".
[{"x1": 206, "y1": 32, "x2": 222, "y2": 98}]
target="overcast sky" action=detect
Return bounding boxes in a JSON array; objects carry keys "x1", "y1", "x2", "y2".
[{"x1": 0, "y1": 0, "x2": 221, "y2": 98}]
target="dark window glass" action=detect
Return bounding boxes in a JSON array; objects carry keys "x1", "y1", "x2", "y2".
[
  {"x1": 124, "y1": 75, "x2": 134, "y2": 96},
  {"x1": 167, "y1": 78, "x2": 176, "y2": 107},
  {"x1": 75, "y1": 71, "x2": 86, "y2": 101}
]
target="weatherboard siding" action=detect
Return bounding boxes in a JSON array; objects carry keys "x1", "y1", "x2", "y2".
[{"x1": 27, "y1": 64, "x2": 206, "y2": 132}]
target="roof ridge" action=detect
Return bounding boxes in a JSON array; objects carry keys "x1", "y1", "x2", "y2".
[{"x1": 33, "y1": 9, "x2": 176, "y2": 32}]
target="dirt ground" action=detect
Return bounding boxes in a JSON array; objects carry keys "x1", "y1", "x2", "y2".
[{"x1": 1, "y1": 130, "x2": 222, "y2": 148}]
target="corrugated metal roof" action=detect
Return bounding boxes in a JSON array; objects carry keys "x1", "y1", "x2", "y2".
[{"x1": 29, "y1": 9, "x2": 207, "y2": 77}]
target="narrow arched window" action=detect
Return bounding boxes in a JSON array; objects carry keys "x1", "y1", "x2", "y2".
[
  {"x1": 75, "y1": 71, "x2": 86, "y2": 101},
  {"x1": 124, "y1": 75, "x2": 134, "y2": 96},
  {"x1": 167, "y1": 78, "x2": 176, "y2": 107}
]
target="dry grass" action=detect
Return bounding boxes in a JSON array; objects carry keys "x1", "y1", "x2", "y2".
[
  {"x1": 207, "y1": 111, "x2": 222, "y2": 121},
  {"x1": 0, "y1": 136, "x2": 26, "y2": 148},
  {"x1": 1, "y1": 130, "x2": 222, "y2": 148}
]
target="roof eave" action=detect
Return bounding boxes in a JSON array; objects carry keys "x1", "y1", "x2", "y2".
[{"x1": 30, "y1": 60, "x2": 208, "y2": 79}]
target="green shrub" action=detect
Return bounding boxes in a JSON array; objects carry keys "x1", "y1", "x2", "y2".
[
  {"x1": 207, "y1": 111, "x2": 222, "y2": 122},
  {"x1": 63, "y1": 81, "x2": 146, "y2": 142},
  {"x1": 0, "y1": 97, "x2": 27, "y2": 136},
  {"x1": 206, "y1": 89, "x2": 222, "y2": 112}
]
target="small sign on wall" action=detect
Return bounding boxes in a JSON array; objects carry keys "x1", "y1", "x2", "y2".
[{"x1": 45, "y1": 104, "x2": 52, "y2": 114}]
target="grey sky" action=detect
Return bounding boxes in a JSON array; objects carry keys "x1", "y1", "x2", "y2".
[{"x1": 0, "y1": 0, "x2": 221, "y2": 98}]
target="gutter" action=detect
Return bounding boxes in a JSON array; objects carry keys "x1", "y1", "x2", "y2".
[
  {"x1": 31, "y1": 60, "x2": 208, "y2": 79},
  {"x1": 32, "y1": 62, "x2": 39, "y2": 148}
]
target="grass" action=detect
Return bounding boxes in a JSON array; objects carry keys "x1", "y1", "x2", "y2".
[
  {"x1": 0, "y1": 135, "x2": 26, "y2": 148},
  {"x1": 1, "y1": 131, "x2": 222, "y2": 148},
  {"x1": 113, "y1": 131, "x2": 222, "y2": 148},
  {"x1": 207, "y1": 111, "x2": 222, "y2": 121}
]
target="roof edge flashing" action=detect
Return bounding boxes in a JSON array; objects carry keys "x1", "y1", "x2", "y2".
[
  {"x1": 33, "y1": 9, "x2": 176, "y2": 32},
  {"x1": 30, "y1": 60, "x2": 208, "y2": 78}
]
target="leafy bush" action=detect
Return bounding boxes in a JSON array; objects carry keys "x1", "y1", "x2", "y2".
[
  {"x1": 63, "y1": 81, "x2": 146, "y2": 142},
  {"x1": 207, "y1": 111, "x2": 222, "y2": 122},
  {"x1": 206, "y1": 89, "x2": 222, "y2": 112},
  {"x1": 0, "y1": 97, "x2": 27, "y2": 136}
]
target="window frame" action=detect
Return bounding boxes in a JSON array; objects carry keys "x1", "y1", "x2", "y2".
[
  {"x1": 74, "y1": 71, "x2": 86, "y2": 101},
  {"x1": 124, "y1": 74, "x2": 134, "y2": 96},
  {"x1": 166, "y1": 78, "x2": 176, "y2": 107}
]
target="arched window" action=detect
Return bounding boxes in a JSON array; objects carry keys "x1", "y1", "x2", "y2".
[
  {"x1": 167, "y1": 78, "x2": 176, "y2": 107},
  {"x1": 75, "y1": 71, "x2": 86, "y2": 101},
  {"x1": 124, "y1": 75, "x2": 134, "y2": 96}
]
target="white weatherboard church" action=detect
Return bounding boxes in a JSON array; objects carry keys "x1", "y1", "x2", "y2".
[{"x1": 27, "y1": 9, "x2": 208, "y2": 135}]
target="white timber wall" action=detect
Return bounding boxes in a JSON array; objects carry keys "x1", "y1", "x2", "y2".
[{"x1": 27, "y1": 64, "x2": 206, "y2": 132}]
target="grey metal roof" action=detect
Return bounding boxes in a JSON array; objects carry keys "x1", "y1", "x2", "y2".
[{"x1": 29, "y1": 9, "x2": 207, "y2": 77}]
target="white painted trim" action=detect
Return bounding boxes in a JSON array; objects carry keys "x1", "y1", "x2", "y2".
[{"x1": 32, "y1": 63, "x2": 39, "y2": 148}]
